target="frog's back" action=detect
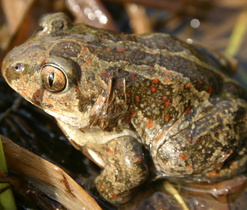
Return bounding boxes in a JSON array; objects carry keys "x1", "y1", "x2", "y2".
[
  {"x1": 82, "y1": 30, "x2": 247, "y2": 129},
  {"x1": 85, "y1": 30, "x2": 239, "y2": 99}
]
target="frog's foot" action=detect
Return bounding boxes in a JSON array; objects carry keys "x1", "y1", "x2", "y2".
[
  {"x1": 154, "y1": 98, "x2": 247, "y2": 180},
  {"x1": 94, "y1": 136, "x2": 149, "y2": 205}
]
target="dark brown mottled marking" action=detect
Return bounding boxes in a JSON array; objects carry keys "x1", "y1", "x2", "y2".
[
  {"x1": 31, "y1": 88, "x2": 45, "y2": 107},
  {"x1": 61, "y1": 173, "x2": 76, "y2": 197},
  {"x1": 87, "y1": 41, "x2": 222, "y2": 94},
  {"x1": 50, "y1": 41, "x2": 81, "y2": 57}
]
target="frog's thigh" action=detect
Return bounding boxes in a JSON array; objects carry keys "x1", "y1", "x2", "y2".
[
  {"x1": 156, "y1": 99, "x2": 247, "y2": 179},
  {"x1": 95, "y1": 136, "x2": 149, "y2": 204}
]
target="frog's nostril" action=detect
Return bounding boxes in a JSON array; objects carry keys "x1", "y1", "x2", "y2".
[{"x1": 13, "y1": 63, "x2": 25, "y2": 72}]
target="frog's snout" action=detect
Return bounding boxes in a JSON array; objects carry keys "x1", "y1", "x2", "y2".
[{"x1": 2, "y1": 54, "x2": 32, "y2": 98}]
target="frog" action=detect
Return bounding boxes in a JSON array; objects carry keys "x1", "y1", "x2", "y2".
[{"x1": 2, "y1": 12, "x2": 247, "y2": 205}]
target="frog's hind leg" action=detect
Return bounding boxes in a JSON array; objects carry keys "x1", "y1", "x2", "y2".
[
  {"x1": 92, "y1": 136, "x2": 149, "y2": 204},
  {"x1": 154, "y1": 98, "x2": 247, "y2": 180}
]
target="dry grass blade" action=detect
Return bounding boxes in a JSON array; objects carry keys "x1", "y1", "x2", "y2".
[
  {"x1": 2, "y1": 0, "x2": 35, "y2": 35},
  {"x1": 1, "y1": 135, "x2": 101, "y2": 210},
  {"x1": 225, "y1": 8, "x2": 247, "y2": 57},
  {"x1": 125, "y1": 3, "x2": 152, "y2": 34},
  {"x1": 66, "y1": 0, "x2": 118, "y2": 31},
  {"x1": 215, "y1": 0, "x2": 247, "y2": 8},
  {"x1": 104, "y1": 0, "x2": 212, "y2": 18},
  {"x1": 163, "y1": 180, "x2": 189, "y2": 210}
]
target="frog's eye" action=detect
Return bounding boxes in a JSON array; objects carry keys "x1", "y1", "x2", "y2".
[{"x1": 41, "y1": 65, "x2": 67, "y2": 93}]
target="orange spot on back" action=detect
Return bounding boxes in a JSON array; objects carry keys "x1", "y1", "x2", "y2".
[
  {"x1": 125, "y1": 115, "x2": 131, "y2": 121},
  {"x1": 153, "y1": 78, "x2": 159, "y2": 84},
  {"x1": 230, "y1": 162, "x2": 236, "y2": 168},
  {"x1": 185, "y1": 106, "x2": 191, "y2": 114},
  {"x1": 164, "y1": 114, "x2": 170, "y2": 119},
  {"x1": 135, "y1": 96, "x2": 140, "y2": 102},
  {"x1": 130, "y1": 112, "x2": 136, "y2": 117},
  {"x1": 166, "y1": 78, "x2": 171, "y2": 82},
  {"x1": 117, "y1": 48, "x2": 125, "y2": 52},
  {"x1": 130, "y1": 73, "x2": 137, "y2": 80},
  {"x1": 151, "y1": 86, "x2": 157, "y2": 92},
  {"x1": 111, "y1": 194, "x2": 119, "y2": 198},
  {"x1": 164, "y1": 101, "x2": 171, "y2": 107},
  {"x1": 179, "y1": 153, "x2": 187, "y2": 160},
  {"x1": 147, "y1": 119, "x2": 153, "y2": 128},
  {"x1": 101, "y1": 72, "x2": 107, "y2": 78},
  {"x1": 208, "y1": 87, "x2": 213, "y2": 94}
]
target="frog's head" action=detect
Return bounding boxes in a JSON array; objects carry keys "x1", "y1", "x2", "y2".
[{"x1": 2, "y1": 13, "x2": 97, "y2": 128}]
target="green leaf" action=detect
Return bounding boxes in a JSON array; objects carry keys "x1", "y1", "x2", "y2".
[{"x1": 0, "y1": 137, "x2": 17, "y2": 210}]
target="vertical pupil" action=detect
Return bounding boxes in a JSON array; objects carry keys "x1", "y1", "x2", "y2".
[{"x1": 49, "y1": 72, "x2": 54, "y2": 87}]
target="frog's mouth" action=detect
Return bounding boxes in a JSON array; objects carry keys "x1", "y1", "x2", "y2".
[{"x1": 5, "y1": 77, "x2": 45, "y2": 110}]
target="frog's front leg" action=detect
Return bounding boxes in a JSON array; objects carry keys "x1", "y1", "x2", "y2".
[{"x1": 87, "y1": 136, "x2": 149, "y2": 204}]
